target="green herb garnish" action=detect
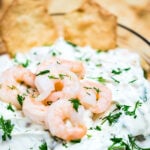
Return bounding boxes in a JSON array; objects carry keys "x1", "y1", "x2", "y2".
[
  {"x1": 7, "y1": 103, "x2": 15, "y2": 112},
  {"x1": 128, "y1": 79, "x2": 137, "y2": 83},
  {"x1": 102, "y1": 101, "x2": 142, "y2": 126},
  {"x1": 84, "y1": 86, "x2": 100, "y2": 94},
  {"x1": 93, "y1": 87, "x2": 100, "y2": 94},
  {"x1": 84, "y1": 86, "x2": 92, "y2": 90},
  {"x1": 111, "y1": 77, "x2": 120, "y2": 84},
  {"x1": 48, "y1": 74, "x2": 68, "y2": 80},
  {"x1": 21, "y1": 59, "x2": 30, "y2": 68},
  {"x1": 62, "y1": 142, "x2": 68, "y2": 148},
  {"x1": 96, "y1": 49, "x2": 102, "y2": 53},
  {"x1": 14, "y1": 56, "x2": 30, "y2": 68},
  {"x1": 66, "y1": 41, "x2": 77, "y2": 47},
  {"x1": 108, "y1": 136, "x2": 130, "y2": 150},
  {"x1": 97, "y1": 76, "x2": 107, "y2": 84},
  {"x1": 124, "y1": 67, "x2": 131, "y2": 71},
  {"x1": 51, "y1": 50, "x2": 61, "y2": 57},
  {"x1": 102, "y1": 112, "x2": 122, "y2": 126},
  {"x1": 77, "y1": 57, "x2": 90, "y2": 62},
  {"x1": 70, "y1": 139, "x2": 81, "y2": 143},
  {"x1": 0, "y1": 116, "x2": 14, "y2": 141},
  {"x1": 112, "y1": 67, "x2": 131, "y2": 75},
  {"x1": 52, "y1": 52, "x2": 56, "y2": 56},
  {"x1": 48, "y1": 75, "x2": 59, "y2": 79},
  {"x1": 89, "y1": 125, "x2": 101, "y2": 131},
  {"x1": 108, "y1": 135, "x2": 150, "y2": 150},
  {"x1": 69, "y1": 98, "x2": 81, "y2": 112},
  {"x1": 112, "y1": 68, "x2": 122, "y2": 75},
  {"x1": 17, "y1": 94, "x2": 25, "y2": 106},
  {"x1": 96, "y1": 63, "x2": 102, "y2": 67},
  {"x1": 87, "y1": 134, "x2": 92, "y2": 139},
  {"x1": 85, "y1": 58, "x2": 90, "y2": 62},
  {"x1": 59, "y1": 74, "x2": 68, "y2": 80},
  {"x1": 117, "y1": 101, "x2": 142, "y2": 118},
  {"x1": 49, "y1": 50, "x2": 61, "y2": 57},
  {"x1": 39, "y1": 142, "x2": 47, "y2": 150},
  {"x1": 36, "y1": 70, "x2": 50, "y2": 76},
  {"x1": 95, "y1": 126, "x2": 101, "y2": 131}
]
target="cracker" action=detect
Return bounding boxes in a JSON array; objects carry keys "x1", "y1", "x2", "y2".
[
  {"x1": 47, "y1": 0, "x2": 86, "y2": 14},
  {"x1": 51, "y1": 0, "x2": 117, "y2": 50},
  {"x1": 0, "y1": 35, "x2": 7, "y2": 54},
  {"x1": 0, "y1": 0, "x2": 14, "y2": 20},
  {"x1": 1, "y1": 0, "x2": 58, "y2": 56}
]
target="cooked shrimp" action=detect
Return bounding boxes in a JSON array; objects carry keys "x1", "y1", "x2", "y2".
[
  {"x1": 78, "y1": 80, "x2": 112, "y2": 114},
  {"x1": 36, "y1": 57, "x2": 85, "y2": 79},
  {"x1": 23, "y1": 96, "x2": 48, "y2": 126},
  {"x1": 35, "y1": 68, "x2": 81, "y2": 102},
  {"x1": 0, "y1": 66, "x2": 35, "y2": 109},
  {"x1": 45, "y1": 99, "x2": 87, "y2": 141}
]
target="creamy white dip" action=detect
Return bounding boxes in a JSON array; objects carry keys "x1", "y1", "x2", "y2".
[{"x1": 0, "y1": 39, "x2": 150, "y2": 150}]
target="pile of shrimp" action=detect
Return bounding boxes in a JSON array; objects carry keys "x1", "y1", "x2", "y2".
[{"x1": 0, "y1": 58, "x2": 112, "y2": 141}]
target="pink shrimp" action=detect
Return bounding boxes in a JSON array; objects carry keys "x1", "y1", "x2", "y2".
[
  {"x1": 36, "y1": 57, "x2": 85, "y2": 79},
  {"x1": 45, "y1": 99, "x2": 87, "y2": 141},
  {"x1": 0, "y1": 66, "x2": 35, "y2": 109},
  {"x1": 35, "y1": 68, "x2": 81, "y2": 102},
  {"x1": 22, "y1": 96, "x2": 48, "y2": 126},
  {"x1": 78, "y1": 80, "x2": 112, "y2": 114}
]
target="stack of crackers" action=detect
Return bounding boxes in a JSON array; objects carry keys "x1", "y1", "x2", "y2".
[{"x1": 0, "y1": 0, "x2": 117, "y2": 55}]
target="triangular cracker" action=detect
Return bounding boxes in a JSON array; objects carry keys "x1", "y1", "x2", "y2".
[
  {"x1": 0, "y1": 0, "x2": 58, "y2": 55},
  {"x1": 62, "y1": 0, "x2": 117, "y2": 50}
]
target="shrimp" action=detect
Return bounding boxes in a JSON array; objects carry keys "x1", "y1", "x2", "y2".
[
  {"x1": 45, "y1": 99, "x2": 87, "y2": 141},
  {"x1": 36, "y1": 57, "x2": 85, "y2": 79},
  {"x1": 35, "y1": 68, "x2": 81, "y2": 102},
  {"x1": 78, "y1": 80, "x2": 112, "y2": 114},
  {"x1": 22, "y1": 96, "x2": 48, "y2": 126},
  {"x1": 0, "y1": 66, "x2": 35, "y2": 109}
]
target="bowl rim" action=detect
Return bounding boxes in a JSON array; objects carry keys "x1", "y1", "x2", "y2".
[{"x1": 118, "y1": 23, "x2": 150, "y2": 46}]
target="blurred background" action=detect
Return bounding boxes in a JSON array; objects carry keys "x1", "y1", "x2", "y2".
[
  {"x1": 1, "y1": 0, "x2": 150, "y2": 40},
  {"x1": 95, "y1": 0, "x2": 150, "y2": 40}
]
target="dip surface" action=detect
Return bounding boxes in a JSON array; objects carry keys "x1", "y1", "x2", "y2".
[{"x1": 0, "y1": 39, "x2": 150, "y2": 150}]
